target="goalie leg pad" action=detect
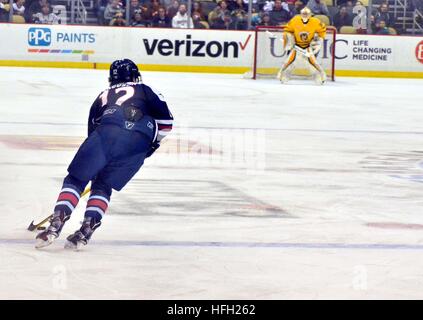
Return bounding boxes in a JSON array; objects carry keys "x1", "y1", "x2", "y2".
[
  {"x1": 281, "y1": 50, "x2": 297, "y2": 71},
  {"x1": 278, "y1": 50, "x2": 297, "y2": 83},
  {"x1": 307, "y1": 55, "x2": 323, "y2": 73}
]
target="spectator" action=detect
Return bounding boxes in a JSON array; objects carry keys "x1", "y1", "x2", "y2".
[
  {"x1": 130, "y1": 10, "x2": 147, "y2": 26},
  {"x1": 152, "y1": 6, "x2": 171, "y2": 27},
  {"x1": 0, "y1": 0, "x2": 9, "y2": 22},
  {"x1": 171, "y1": 3, "x2": 193, "y2": 28},
  {"x1": 166, "y1": 0, "x2": 179, "y2": 19},
  {"x1": 258, "y1": 12, "x2": 274, "y2": 26},
  {"x1": 139, "y1": 2, "x2": 153, "y2": 21},
  {"x1": 374, "y1": 3, "x2": 395, "y2": 27},
  {"x1": 269, "y1": 0, "x2": 291, "y2": 26},
  {"x1": 263, "y1": 0, "x2": 290, "y2": 13},
  {"x1": 110, "y1": 11, "x2": 126, "y2": 25},
  {"x1": 333, "y1": 6, "x2": 353, "y2": 31},
  {"x1": 251, "y1": 10, "x2": 261, "y2": 26},
  {"x1": 231, "y1": 0, "x2": 246, "y2": 13},
  {"x1": 225, "y1": 0, "x2": 236, "y2": 11},
  {"x1": 33, "y1": 4, "x2": 59, "y2": 24},
  {"x1": 307, "y1": 0, "x2": 329, "y2": 16},
  {"x1": 292, "y1": 1, "x2": 305, "y2": 14},
  {"x1": 232, "y1": 10, "x2": 248, "y2": 29},
  {"x1": 149, "y1": 0, "x2": 161, "y2": 16},
  {"x1": 345, "y1": 0, "x2": 354, "y2": 14},
  {"x1": 211, "y1": 11, "x2": 234, "y2": 29},
  {"x1": 263, "y1": 0, "x2": 274, "y2": 12},
  {"x1": 208, "y1": 1, "x2": 230, "y2": 25},
  {"x1": 96, "y1": 0, "x2": 108, "y2": 25},
  {"x1": 104, "y1": 0, "x2": 123, "y2": 25},
  {"x1": 129, "y1": 0, "x2": 141, "y2": 18},
  {"x1": 192, "y1": 12, "x2": 206, "y2": 28},
  {"x1": 375, "y1": 19, "x2": 390, "y2": 34},
  {"x1": 192, "y1": 1, "x2": 206, "y2": 21},
  {"x1": 26, "y1": 0, "x2": 47, "y2": 22},
  {"x1": 13, "y1": 0, "x2": 26, "y2": 17}
]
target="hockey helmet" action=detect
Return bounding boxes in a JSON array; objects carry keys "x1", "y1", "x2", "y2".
[{"x1": 109, "y1": 59, "x2": 141, "y2": 85}]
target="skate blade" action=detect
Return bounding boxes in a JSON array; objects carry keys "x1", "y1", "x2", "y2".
[
  {"x1": 35, "y1": 235, "x2": 55, "y2": 249},
  {"x1": 64, "y1": 240, "x2": 84, "y2": 251},
  {"x1": 314, "y1": 77, "x2": 324, "y2": 85}
]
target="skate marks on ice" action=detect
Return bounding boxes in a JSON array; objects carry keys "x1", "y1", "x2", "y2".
[
  {"x1": 359, "y1": 150, "x2": 423, "y2": 183},
  {"x1": 109, "y1": 179, "x2": 289, "y2": 218},
  {"x1": 4, "y1": 238, "x2": 423, "y2": 250}
]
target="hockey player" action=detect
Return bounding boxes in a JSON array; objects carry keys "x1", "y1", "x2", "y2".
[
  {"x1": 277, "y1": 7, "x2": 327, "y2": 84},
  {"x1": 36, "y1": 59, "x2": 173, "y2": 249}
]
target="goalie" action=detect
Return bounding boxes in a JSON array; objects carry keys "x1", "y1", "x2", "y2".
[{"x1": 277, "y1": 7, "x2": 327, "y2": 84}]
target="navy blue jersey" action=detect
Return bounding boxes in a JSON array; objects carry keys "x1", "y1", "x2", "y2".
[{"x1": 88, "y1": 82, "x2": 173, "y2": 143}]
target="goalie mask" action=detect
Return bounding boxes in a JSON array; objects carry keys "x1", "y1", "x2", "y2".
[{"x1": 300, "y1": 7, "x2": 312, "y2": 23}]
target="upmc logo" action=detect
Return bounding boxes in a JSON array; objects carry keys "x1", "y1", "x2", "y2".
[
  {"x1": 416, "y1": 40, "x2": 423, "y2": 64},
  {"x1": 28, "y1": 28, "x2": 51, "y2": 46}
]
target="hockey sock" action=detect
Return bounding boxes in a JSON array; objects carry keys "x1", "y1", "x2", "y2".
[
  {"x1": 84, "y1": 190, "x2": 110, "y2": 222},
  {"x1": 54, "y1": 184, "x2": 82, "y2": 217}
]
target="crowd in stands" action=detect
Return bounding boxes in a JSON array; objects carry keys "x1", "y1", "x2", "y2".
[
  {"x1": 0, "y1": 0, "x2": 61, "y2": 23},
  {"x1": 1, "y1": 0, "x2": 422, "y2": 34}
]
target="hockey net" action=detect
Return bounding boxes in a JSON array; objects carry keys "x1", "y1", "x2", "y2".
[{"x1": 244, "y1": 25, "x2": 336, "y2": 81}]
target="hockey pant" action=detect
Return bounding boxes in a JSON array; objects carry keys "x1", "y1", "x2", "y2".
[{"x1": 54, "y1": 124, "x2": 152, "y2": 221}]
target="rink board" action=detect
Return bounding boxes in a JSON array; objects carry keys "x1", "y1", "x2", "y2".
[{"x1": 0, "y1": 23, "x2": 422, "y2": 78}]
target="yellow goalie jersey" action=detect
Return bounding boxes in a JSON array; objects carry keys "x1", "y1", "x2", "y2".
[{"x1": 284, "y1": 15, "x2": 326, "y2": 49}]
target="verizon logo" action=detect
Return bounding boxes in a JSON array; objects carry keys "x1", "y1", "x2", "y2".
[{"x1": 143, "y1": 34, "x2": 251, "y2": 58}]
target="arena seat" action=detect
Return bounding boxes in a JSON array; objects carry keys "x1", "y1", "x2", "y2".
[
  {"x1": 12, "y1": 15, "x2": 25, "y2": 23},
  {"x1": 388, "y1": 27, "x2": 397, "y2": 35},
  {"x1": 340, "y1": 26, "x2": 357, "y2": 33},
  {"x1": 314, "y1": 14, "x2": 330, "y2": 26}
]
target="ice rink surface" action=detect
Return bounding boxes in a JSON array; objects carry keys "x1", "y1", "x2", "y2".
[{"x1": 1, "y1": 67, "x2": 423, "y2": 299}]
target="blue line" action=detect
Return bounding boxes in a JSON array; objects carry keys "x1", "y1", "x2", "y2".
[{"x1": 2, "y1": 239, "x2": 423, "y2": 250}]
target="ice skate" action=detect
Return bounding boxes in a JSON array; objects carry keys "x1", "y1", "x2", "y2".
[
  {"x1": 65, "y1": 217, "x2": 101, "y2": 250},
  {"x1": 277, "y1": 69, "x2": 289, "y2": 84},
  {"x1": 35, "y1": 211, "x2": 69, "y2": 249},
  {"x1": 314, "y1": 71, "x2": 327, "y2": 85}
]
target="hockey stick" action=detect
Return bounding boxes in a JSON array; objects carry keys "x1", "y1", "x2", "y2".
[{"x1": 27, "y1": 187, "x2": 91, "y2": 231}]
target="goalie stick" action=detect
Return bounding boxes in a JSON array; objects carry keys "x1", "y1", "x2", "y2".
[{"x1": 27, "y1": 187, "x2": 91, "y2": 231}]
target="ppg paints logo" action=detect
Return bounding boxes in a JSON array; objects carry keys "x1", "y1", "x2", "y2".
[{"x1": 28, "y1": 28, "x2": 51, "y2": 46}]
